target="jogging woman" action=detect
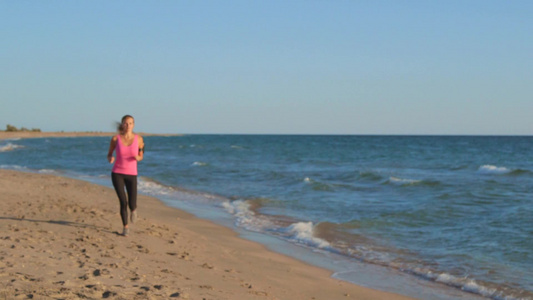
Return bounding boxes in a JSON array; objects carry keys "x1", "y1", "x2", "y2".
[{"x1": 107, "y1": 115, "x2": 144, "y2": 236}]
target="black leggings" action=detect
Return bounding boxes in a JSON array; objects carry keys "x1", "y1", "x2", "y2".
[{"x1": 111, "y1": 172, "x2": 137, "y2": 226}]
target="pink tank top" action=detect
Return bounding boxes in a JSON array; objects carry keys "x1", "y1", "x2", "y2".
[{"x1": 112, "y1": 134, "x2": 139, "y2": 175}]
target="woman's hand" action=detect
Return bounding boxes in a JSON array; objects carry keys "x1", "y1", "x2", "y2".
[
  {"x1": 135, "y1": 136, "x2": 144, "y2": 162},
  {"x1": 108, "y1": 137, "x2": 117, "y2": 164}
]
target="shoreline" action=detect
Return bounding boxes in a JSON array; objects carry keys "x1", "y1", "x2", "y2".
[
  {"x1": 0, "y1": 131, "x2": 181, "y2": 140},
  {"x1": 0, "y1": 169, "x2": 414, "y2": 299}
]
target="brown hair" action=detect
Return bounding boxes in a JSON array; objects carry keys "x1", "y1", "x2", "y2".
[{"x1": 117, "y1": 115, "x2": 134, "y2": 133}]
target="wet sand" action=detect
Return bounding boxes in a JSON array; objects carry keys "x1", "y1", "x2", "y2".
[{"x1": 0, "y1": 169, "x2": 414, "y2": 299}]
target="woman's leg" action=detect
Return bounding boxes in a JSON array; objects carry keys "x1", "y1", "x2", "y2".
[
  {"x1": 111, "y1": 172, "x2": 129, "y2": 227},
  {"x1": 124, "y1": 175, "x2": 137, "y2": 212}
]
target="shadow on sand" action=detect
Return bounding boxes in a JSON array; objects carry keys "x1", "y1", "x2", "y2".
[{"x1": 0, "y1": 216, "x2": 116, "y2": 235}]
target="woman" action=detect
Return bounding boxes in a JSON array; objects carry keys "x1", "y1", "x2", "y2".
[{"x1": 107, "y1": 115, "x2": 145, "y2": 237}]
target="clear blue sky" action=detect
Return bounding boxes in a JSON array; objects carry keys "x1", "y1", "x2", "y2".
[{"x1": 1, "y1": 1, "x2": 532, "y2": 135}]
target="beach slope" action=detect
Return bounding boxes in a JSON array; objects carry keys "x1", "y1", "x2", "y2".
[{"x1": 0, "y1": 170, "x2": 412, "y2": 299}]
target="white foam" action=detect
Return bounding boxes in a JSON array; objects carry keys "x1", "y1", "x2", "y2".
[
  {"x1": 437, "y1": 273, "x2": 504, "y2": 299},
  {"x1": 478, "y1": 165, "x2": 511, "y2": 175},
  {"x1": 282, "y1": 222, "x2": 331, "y2": 249},
  {"x1": 409, "y1": 271, "x2": 516, "y2": 300},
  {"x1": 221, "y1": 200, "x2": 273, "y2": 232},
  {"x1": 192, "y1": 161, "x2": 207, "y2": 166},
  {"x1": 138, "y1": 178, "x2": 173, "y2": 196},
  {"x1": 389, "y1": 176, "x2": 421, "y2": 185},
  {"x1": 0, "y1": 164, "x2": 28, "y2": 171},
  {"x1": 304, "y1": 177, "x2": 312, "y2": 183},
  {"x1": 0, "y1": 143, "x2": 24, "y2": 152}
]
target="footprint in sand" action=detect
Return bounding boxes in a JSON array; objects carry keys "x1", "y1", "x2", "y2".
[
  {"x1": 166, "y1": 251, "x2": 191, "y2": 260},
  {"x1": 108, "y1": 263, "x2": 119, "y2": 269},
  {"x1": 79, "y1": 274, "x2": 90, "y2": 280},
  {"x1": 136, "y1": 245, "x2": 150, "y2": 254},
  {"x1": 199, "y1": 285, "x2": 214, "y2": 290},
  {"x1": 102, "y1": 291, "x2": 117, "y2": 298},
  {"x1": 92, "y1": 269, "x2": 110, "y2": 277}
]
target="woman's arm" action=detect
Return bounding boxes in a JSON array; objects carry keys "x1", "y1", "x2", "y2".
[
  {"x1": 135, "y1": 136, "x2": 144, "y2": 162},
  {"x1": 107, "y1": 136, "x2": 118, "y2": 164}
]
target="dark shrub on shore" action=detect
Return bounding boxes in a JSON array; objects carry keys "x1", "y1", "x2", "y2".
[{"x1": 4, "y1": 124, "x2": 41, "y2": 132}]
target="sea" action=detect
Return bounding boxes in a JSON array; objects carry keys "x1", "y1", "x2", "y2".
[{"x1": 1, "y1": 135, "x2": 531, "y2": 300}]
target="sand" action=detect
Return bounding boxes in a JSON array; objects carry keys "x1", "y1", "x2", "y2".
[{"x1": 0, "y1": 170, "x2": 415, "y2": 300}]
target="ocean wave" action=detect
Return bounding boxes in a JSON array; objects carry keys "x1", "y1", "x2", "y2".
[
  {"x1": 223, "y1": 205, "x2": 531, "y2": 300},
  {"x1": 138, "y1": 177, "x2": 175, "y2": 196},
  {"x1": 478, "y1": 165, "x2": 511, "y2": 175},
  {"x1": 385, "y1": 176, "x2": 423, "y2": 187},
  {"x1": 508, "y1": 169, "x2": 533, "y2": 176},
  {"x1": 411, "y1": 270, "x2": 528, "y2": 300},
  {"x1": 222, "y1": 199, "x2": 330, "y2": 249},
  {"x1": 38, "y1": 169, "x2": 58, "y2": 174},
  {"x1": 313, "y1": 221, "x2": 529, "y2": 300},
  {"x1": 388, "y1": 176, "x2": 421, "y2": 185},
  {"x1": 357, "y1": 171, "x2": 384, "y2": 181},
  {"x1": 221, "y1": 200, "x2": 273, "y2": 232},
  {"x1": 0, "y1": 143, "x2": 24, "y2": 152},
  {"x1": 192, "y1": 161, "x2": 208, "y2": 167},
  {"x1": 0, "y1": 164, "x2": 29, "y2": 171},
  {"x1": 0, "y1": 165, "x2": 64, "y2": 175},
  {"x1": 384, "y1": 176, "x2": 441, "y2": 187},
  {"x1": 281, "y1": 222, "x2": 331, "y2": 249},
  {"x1": 303, "y1": 177, "x2": 335, "y2": 191}
]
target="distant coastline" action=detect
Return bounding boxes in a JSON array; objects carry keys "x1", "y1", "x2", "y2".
[{"x1": 0, "y1": 131, "x2": 181, "y2": 139}]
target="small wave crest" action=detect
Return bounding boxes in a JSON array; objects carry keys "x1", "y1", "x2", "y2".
[
  {"x1": 192, "y1": 161, "x2": 208, "y2": 167},
  {"x1": 358, "y1": 171, "x2": 384, "y2": 181},
  {"x1": 38, "y1": 169, "x2": 58, "y2": 174},
  {"x1": 385, "y1": 177, "x2": 441, "y2": 187},
  {"x1": 0, "y1": 143, "x2": 24, "y2": 152},
  {"x1": 138, "y1": 177, "x2": 175, "y2": 196},
  {"x1": 0, "y1": 164, "x2": 28, "y2": 171},
  {"x1": 303, "y1": 177, "x2": 335, "y2": 191},
  {"x1": 280, "y1": 222, "x2": 331, "y2": 249},
  {"x1": 222, "y1": 200, "x2": 330, "y2": 249},
  {"x1": 221, "y1": 200, "x2": 273, "y2": 232},
  {"x1": 409, "y1": 270, "x2": 527, "y2": 300},
  {"x1": 0, "y1": 165, "x2": 58, "y2": 175},
  {"x1": 387, "y1": 176, "x2": 422, "y2": 186},
  {"x1": 509, "y1": 169, "x2": 532, "y2": 176},
  {"x1": 477, "y1": 165, "x2": 531, "y2": 177},
  {"x1": 478, "y1": 165, "x2": 511, "y2": 175},
  {"x1": 389, "y1": 176, "x2": 422, "y2": 185}
]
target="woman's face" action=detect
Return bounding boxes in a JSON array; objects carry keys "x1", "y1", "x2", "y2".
[{"x1": 122, "y1": 117, "x2": 135, "y2": 133}]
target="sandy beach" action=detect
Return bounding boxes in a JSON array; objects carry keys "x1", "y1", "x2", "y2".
[{"x1": 0, "y1": 169, "x2": 414, "y2": 299}]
